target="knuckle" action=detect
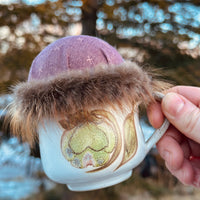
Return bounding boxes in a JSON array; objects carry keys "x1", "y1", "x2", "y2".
[{"x1": 184, "y1": 108, "x2": 200, "y2": 135}]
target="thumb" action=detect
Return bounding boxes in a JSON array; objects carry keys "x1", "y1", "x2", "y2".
[{"x1": 162, "y1": 92, "x2": 200, "y2": 143}]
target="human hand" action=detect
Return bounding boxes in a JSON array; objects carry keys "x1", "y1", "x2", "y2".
[{"x1": 148, "y1": 86, "x2": 200, "y2": 187}]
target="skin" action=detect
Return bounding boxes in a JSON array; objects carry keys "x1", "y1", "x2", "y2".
[{"x1": 147, "y1": 86, "x2": 200, "y2": 187}]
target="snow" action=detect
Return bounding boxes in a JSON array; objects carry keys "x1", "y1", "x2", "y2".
[{"x1": 0, "y1": 137, "x2": 55, "y2": 200}]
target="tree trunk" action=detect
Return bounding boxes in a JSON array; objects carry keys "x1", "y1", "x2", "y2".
[{"x1": 81, "y1": 0, "x2": 98, "y2": 36}]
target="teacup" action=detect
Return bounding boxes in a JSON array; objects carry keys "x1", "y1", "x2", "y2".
[{"x1": 38, "y1": 92, "x2": 169, "y2": 191}]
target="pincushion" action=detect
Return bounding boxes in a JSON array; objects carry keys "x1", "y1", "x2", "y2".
[
  {"x1": 8, "y1": 35, "x2": 170, "y2": 146},
  {"x1": 28, "y1": 35, "x2": 124, "y2": 81}
]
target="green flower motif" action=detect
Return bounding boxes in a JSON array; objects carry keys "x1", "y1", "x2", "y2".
[
  {"x1": 60, "y1": 109, "x2": 138, "y2": 172},
  {"x1": 60, "y1": 110, "x2": 119, "y2": 171}
]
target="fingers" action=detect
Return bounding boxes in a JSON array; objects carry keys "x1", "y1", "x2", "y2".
[
  {"x1": 157, "y1": 127, "x2": 184, "y2": 171},
  {"x1": 162, "y1": 92, "x2": 200, "y2": 143},
  {"x1": 151, "y1": 86, "x2": 200, "y2": 186},
  {"x1": 167, "y1": 86, "x2": 200, "y2": 106},
  {"x1": 157, "y1": 127, "x2": 195, "y2": 185},
  {"x1": 193, "y1": 167, "x2": 200, "y2": 187},
  {"x1": 148, "y1": 86, "x2": 200, "y2": 129},
  {"x1": 188, "y1": 140, "x2": 200, "y2": 157},
  {"x1": 147, "y1": 102, "x2": 164, "y2": 128},
  {"x1": 166, "y1": 159, "x2": 194, "y2": 185}
]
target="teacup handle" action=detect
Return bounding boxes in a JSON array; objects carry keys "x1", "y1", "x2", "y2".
[{"x1": 143, "y1": 92, "x2": 170, "y2": 152}]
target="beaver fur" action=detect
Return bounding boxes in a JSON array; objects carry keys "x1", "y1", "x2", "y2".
[{"x1": 7, "y1": 61, "x2": 171, "y2": 146}]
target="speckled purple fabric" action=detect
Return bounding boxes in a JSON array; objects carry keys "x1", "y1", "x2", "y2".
[{"x1": 28, "y1": 35, "x2": 124, "y2": 81}]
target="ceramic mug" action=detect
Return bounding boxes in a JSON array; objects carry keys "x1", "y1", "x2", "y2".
[{"x1": 38, "y1": 92, "x2": 169, "y2": 191}]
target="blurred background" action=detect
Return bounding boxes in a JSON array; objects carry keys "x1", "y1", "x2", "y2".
[{"x1": 0, "y1": 0, "x2": 200, "y2": 199}]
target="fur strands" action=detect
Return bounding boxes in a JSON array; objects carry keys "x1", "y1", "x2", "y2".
[{"x1": 7, "y1": 61, "x2": 171, "y2": 146}]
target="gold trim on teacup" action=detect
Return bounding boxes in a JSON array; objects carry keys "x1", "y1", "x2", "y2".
[{"x1": 116, "y1": 110, "x2": 138, "y2": 170}]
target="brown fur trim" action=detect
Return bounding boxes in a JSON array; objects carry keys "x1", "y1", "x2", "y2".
[{"x1": 7, "y1": 61, "x2": 171, "y2": 146}]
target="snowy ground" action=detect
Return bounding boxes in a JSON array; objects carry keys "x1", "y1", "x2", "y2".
[
  {"x1": 0, "y1": 95, "x2": 54, "y2": 199},
  {"x1": 0, "y1": 137, "x2": 55, "y2": 200},
  {"x1": 0, "y1": 95, "x2": 56, "y2": 199}
]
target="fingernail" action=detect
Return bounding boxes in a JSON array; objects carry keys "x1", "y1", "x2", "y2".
[{"x1": 162, "y1": 93, "x2": 184, "y2": 119}]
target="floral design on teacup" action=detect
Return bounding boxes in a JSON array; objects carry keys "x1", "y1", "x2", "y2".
[
  {"x1": 60, "y1": 110, "x2": 121, "y2": 172},
  {"x1": 59, "y1": 109, "x2": 138, "y2": 172},
  {"x1": 118, "y1": 112, "x2": 137, "y2": 169}
]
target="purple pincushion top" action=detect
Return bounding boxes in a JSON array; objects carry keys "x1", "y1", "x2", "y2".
[{"x1": 28, "y1": 35, "x2": 124, "y2": 81}]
